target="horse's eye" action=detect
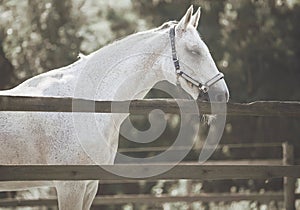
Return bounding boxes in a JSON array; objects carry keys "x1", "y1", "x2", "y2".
[
  {"x1": 186, "y1": 44, "x2": 202, "y2": 56},
  {"x1": 189, "y1": 48, "x2": 202, "y2": 57},
  {"x1": 191, "y1": 50, "x2": 201, "y2": 56}
]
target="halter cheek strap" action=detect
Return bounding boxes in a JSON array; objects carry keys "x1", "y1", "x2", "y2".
[{"x1": 169, "y1": 26, "x2": 224, "y2": 94}]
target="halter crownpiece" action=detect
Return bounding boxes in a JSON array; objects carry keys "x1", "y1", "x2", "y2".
[{"x1": 169, "y1": 26, "x2": 224, "y2": 94}]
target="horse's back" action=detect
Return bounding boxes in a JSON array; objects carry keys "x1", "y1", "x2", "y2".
[{"x1": 1, "y1": 58, "x2": 85, "y2": 97}]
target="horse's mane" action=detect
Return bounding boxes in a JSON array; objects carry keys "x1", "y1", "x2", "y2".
[
  {"x1": 51, "y1": 21, "x2": 178, "y2": 74},
  {"x1": 8, "y1": 20, "x2": 180, "y2": 94},
  {"x1": 84, "y1": 21, "x2": 177, "y2": 61},
  {"x1": 154, "y1": 21, "x2": 178, "y2": 31}
]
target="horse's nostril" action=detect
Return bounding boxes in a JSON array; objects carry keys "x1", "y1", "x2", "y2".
[{"x1": 215, "y1": 91, "x2": 229, "y2": 102}]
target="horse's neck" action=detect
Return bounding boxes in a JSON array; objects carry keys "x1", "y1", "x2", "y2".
[
  {"x1": 73, "y1": 30, "x2": 171, "y2": 149},
  {"x1": 74, "y1": 30, "x2": 170, "y2": 101}
]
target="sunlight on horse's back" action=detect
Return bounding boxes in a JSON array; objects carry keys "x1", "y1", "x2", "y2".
[{"x1": 0, "y1": 58, "x2": 87, "y2": 97}]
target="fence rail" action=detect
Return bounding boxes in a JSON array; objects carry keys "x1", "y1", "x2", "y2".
[
  {"x1": 118, "y1": 142, "x2": 284, "y2": 153},
  {"x1": 1, "y1": 95, "x2": 300, "y2": 116},
  {"x1": 2, "y1": 192, "x2": 300, "y2": 207},
  {"x1": 0, "y1": 164, "x2": 299, "y2": 181}
]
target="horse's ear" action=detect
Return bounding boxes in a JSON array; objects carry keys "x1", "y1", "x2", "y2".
[
  {"x1": 192, "y1": 7, "x2": 201, "y2": 28},
  {"x1": 177, "y1": 5, "x2": 194, "y2": 31}
]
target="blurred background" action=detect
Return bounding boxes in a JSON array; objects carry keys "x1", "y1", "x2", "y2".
[{"x1": 0, "y1": 0, "x2": 300, "y2": 209}]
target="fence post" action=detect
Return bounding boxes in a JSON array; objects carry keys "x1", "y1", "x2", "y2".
[{"x1": 282, "y1": 142, "x2": 296, "y2": 210}]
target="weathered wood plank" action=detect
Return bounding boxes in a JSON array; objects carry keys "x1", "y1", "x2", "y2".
[
  {"x1": 283, "y1": 143, "x2": 296, "y2": 210},
  {"x1": 118, "y1": 142, "x2": 283, "y2": 153},
  {"x1": 92, "y1": 192, "x2": 287, "y2": 205},
  {"x1": 0, "y1": 165, "x2": 300, "y2": 181},
  {"x1": 0, "y1": 192, "x2": 287, "y2": 207},
  {"x1": 227, "y1": 101, "x2": 300, "y2": 117},
  {"x1": 0, "y1": 96, "x2": 300, "y2": 116},
  {"x1": 0, "y1": 198, "x2": 57, "y2": 208}
]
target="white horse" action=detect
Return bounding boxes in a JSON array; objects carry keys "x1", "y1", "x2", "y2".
[{"x1": 0, "y1": 6, "x2": 229, "y2": 210}]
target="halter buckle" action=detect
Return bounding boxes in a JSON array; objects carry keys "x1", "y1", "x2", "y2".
[
  {"x1": 173, "y1": 60, "x2": 180, "y2": 70},
  {"x1": 176, "y1": 70, "x2": 183, "y2": 75},
  {"x1": 200, "y1": 85, "x2": 209, "y2": 93}
]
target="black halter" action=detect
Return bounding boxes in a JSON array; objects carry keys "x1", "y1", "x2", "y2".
[{"x1": 169, "y1": 26, "x2": 224, "y2": 94}]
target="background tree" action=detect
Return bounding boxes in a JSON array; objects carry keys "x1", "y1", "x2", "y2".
[{"x1": 0, "y1": 0, "x2": 146, "y2": 88}]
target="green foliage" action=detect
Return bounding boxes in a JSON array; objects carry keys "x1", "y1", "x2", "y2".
[
  {"x1": 0, "y1": 0, "x2": 146, "y2": 88},
  {"x1": 219, "y1": 0, "x2": 300, "y2": 101},
  {"x1": 1, "y1": 0, "x2": 80, "y2": 82}
]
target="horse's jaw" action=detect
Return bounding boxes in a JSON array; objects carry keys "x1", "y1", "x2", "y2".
[{"x1": 176, "y1": 77, "x2": 200, "y2": 100}]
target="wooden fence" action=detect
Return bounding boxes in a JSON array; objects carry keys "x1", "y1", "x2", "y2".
[
  {"x1": 1, "y1": 95, "x2": 300, "y2": 116},
  {"x1": 0, "y1": 96, "x2": 300, "y2": 209},
  {"x1": 0, "y1": 143, "x2": 299, "y2": 209}
]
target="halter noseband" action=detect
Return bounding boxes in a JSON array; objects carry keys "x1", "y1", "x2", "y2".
[{"x1": 169, "y1": 26, "x2": 224, "y2": 94}]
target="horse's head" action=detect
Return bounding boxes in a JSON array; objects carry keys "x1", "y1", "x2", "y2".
[{"x1": 163, "y1": 6, "x2": 229, "y2": 102}]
